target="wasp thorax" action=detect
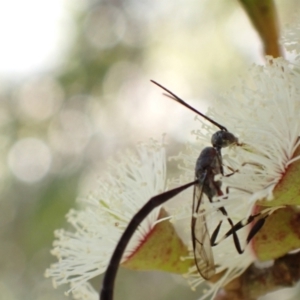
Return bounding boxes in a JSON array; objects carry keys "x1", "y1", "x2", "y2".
[{"x1": 211, "y1": 130, "x2": 238, "y2": 149}]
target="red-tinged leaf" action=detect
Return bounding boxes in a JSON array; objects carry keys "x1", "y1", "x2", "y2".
[
  {"x1": 252, "y1": 206, "x2": 300, "y2": 261},
  {"x1": 259, "y1": 146, "x2": 300, "y2": 207},
  {"x1": 122, "y1": 208, "x2": 193, "y2": 274}
]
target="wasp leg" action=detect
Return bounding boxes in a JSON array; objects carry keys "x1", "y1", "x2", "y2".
[
  {"x1": 210, "y1": 205, "x2": 243, "y2": 253},
  {"x1": 210, "y1": 220, "x2": 223, "y2": 245},
  {"x1": 212, "y1": 212, "x2": 269, "y2": 253},
  {"x1": 208, "y1": 181, "x2": 244, "y2": 253}
]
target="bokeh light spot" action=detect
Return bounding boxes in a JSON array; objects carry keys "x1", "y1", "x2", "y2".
[
  {"x1": 48, "y1": 109, "x2": 92, "y2": 155},
  {"x1": 18, "y1": 77, "x2": 64, "y2": 121},
  {"x1": 84, "y1": 4, "x2": 126, "y2": 49},
  {"x1": 8, "y1": 138, "x2": 52, "y2": 183}
]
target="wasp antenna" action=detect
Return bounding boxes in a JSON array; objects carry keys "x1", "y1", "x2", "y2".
[{"x1": 150, "y1": 80, "x2": 227, "y2": 131}]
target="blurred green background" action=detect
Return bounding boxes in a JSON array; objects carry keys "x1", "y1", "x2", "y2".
[{"x1": 0, "y1": 0, "x2": 299, "y2": 299}]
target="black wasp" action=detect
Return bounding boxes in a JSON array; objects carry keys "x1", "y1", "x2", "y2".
[{"x1": 100, "y1": 81, "x2": 268, "y2": 300}]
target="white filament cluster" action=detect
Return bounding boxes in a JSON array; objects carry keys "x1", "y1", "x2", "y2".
[{"x1": 45, "y1": 138, "x2": 167, "y2": 297}]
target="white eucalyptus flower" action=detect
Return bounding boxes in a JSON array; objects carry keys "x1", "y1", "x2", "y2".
[
  {"x1": 45, "y1": 138, "x2": 192, "y2": 298},
  {"x1": 173, "y1": 57, "x2": 300, "y2": 299}
]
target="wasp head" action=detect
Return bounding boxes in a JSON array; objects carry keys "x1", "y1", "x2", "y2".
[{"x1": 211, "y1": 130, "x2": 238, "y2": 149}]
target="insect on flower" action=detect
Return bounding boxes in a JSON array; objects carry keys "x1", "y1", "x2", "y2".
[{"x1": 100, "y1": 81, "x2": 270, "y2": 300}]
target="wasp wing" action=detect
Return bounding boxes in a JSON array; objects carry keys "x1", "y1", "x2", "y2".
[{"x1": 191, "y1": 175, "x2": 216, "y2": 280}]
